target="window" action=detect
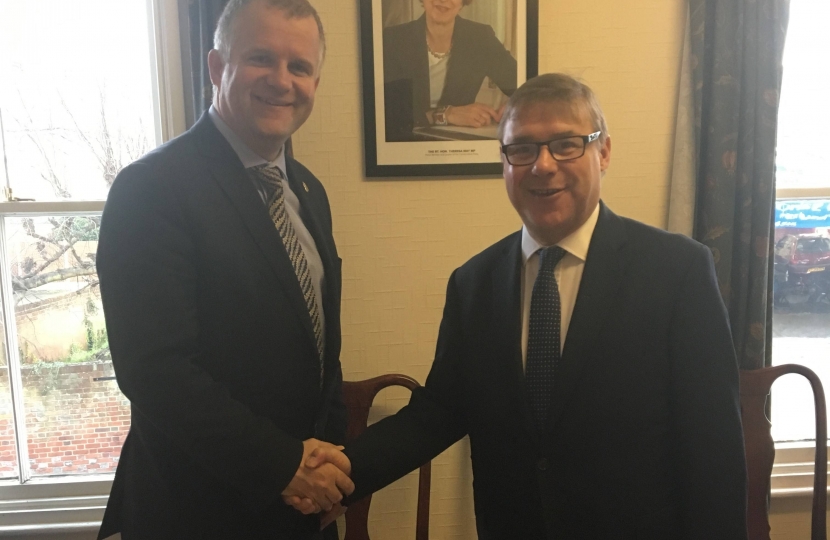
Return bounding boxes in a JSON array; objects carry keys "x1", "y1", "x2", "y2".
[
  {"x1": 770, "y1": 0, "x2": 830, "y2": 494},
  {"x1": 0, "y1": 0, "x2": 184, "y2": 532}
]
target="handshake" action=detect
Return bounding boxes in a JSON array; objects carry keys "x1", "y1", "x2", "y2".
[{"x1": 281, "y1": 438, "x2": 353, "y2": 528}]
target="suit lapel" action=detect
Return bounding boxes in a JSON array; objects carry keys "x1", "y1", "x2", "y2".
[
  {"x1": 192, "y1": 115, "x2": 318, "y2": 352},
  {"x1": 544, "y1": 203, "x2": 629, "y2": 435},
  {"x1": 490, "y1": 234, "x2": 539, "y2": 442}
]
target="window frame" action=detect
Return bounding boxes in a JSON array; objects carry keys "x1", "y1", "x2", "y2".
[{"x1": 0, "y1": 0, "x2": 185, "y2": 533}]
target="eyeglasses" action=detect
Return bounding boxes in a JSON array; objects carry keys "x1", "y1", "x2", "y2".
[{"x1": 501, "y1": 131, "x2": 602, "y2": 166}]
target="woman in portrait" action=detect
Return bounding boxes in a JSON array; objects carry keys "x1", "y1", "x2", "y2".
[{"x1": 382, "y1": 0, "x2": 518, "y2": 141}]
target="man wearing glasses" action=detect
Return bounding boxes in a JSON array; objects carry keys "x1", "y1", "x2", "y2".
[{"x1": 301, "y1": 73, "x2": 748, "y2": 539}]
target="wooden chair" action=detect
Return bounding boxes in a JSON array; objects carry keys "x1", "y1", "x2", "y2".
[
  {"x1": 341, "y1": 374, "x2": 430, "y2": 540},
  {"x1": 740, "y1": 365, "x2": 827, "y2": 540}
]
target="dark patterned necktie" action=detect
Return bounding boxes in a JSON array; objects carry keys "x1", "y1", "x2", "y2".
[
  {"x1": 249, "y1": 165, "x2": 325, "y2": 371},
  {"x1": 526, "y1": 246, "x2": 567, "y2": 432}
]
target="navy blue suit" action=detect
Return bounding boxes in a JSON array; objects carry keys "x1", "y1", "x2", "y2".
[
  {"x1": 97, "y1": 114, "x2": 345, "y2": 539},
  {"x1": 345, "y1": 203, "x2": 747, "y2": 539}
]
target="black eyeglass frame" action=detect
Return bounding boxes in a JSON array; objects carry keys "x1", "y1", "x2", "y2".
[{"x1": 501, "y1": 131, "x2": 602, "y2": 166}]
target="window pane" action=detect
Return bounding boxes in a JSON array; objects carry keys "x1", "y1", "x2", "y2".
[
  {"x1": 771, "y1": 203, "x2": 830, "y2": 442},
  {"x1": 1, "y1": 319, "x2": 19, "y2": 480},
  {"x1": 0, "y1": 0, "x2": 157, "y2": 201},
  {"x1": 775, "y1": 1, "x2": 830, "y2": 190},
  {"x1": 771, "y1": 0, "x2": 830, "y2": 443},
  {"x1": 6, "y1": 216, "x2": 128, "y2": 476}
]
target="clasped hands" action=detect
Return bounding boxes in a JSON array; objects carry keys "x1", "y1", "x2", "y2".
[{"x1": 281, "y1": 438, "x2": 352, "y2": 527}]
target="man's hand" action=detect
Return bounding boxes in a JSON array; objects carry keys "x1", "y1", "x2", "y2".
[
  {"x1": 281, "y1": 439, "x2": 353, "y2": 514},
  {"x1": 303, "y1": 444, "x2": 347, "y2": 469},
  {"x1": 446, "y1": 103, "x2": 500, "y2": 127}
]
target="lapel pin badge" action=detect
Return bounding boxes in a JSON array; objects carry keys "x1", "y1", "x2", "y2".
[{"x1": 303, "y1": 182, "x2": 309, "y2": 192}]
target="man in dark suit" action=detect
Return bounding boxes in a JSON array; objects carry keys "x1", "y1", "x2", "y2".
[
  {"x1": 96, "y1": 1, "x2": 352, "y2": 538},
  {"x1": 304, "y1": 73, "x2": 748, "y2": 538}
]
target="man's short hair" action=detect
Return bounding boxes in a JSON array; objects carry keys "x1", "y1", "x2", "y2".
[
  {"x1": 214, "y1": 0, "x2": 326, "y2": 64},
  {"x1": 497, "y1": 73, "x2": 609, "y2": 143}
]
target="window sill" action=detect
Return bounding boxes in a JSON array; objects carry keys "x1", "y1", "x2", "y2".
[
  {"x1": 771, "y1": 441, "x2": 828, "y2": 497},
  {"x1": 776, "y1": 187, "x2": 830, "y2": 199},
  {"x1": 0, "y1": 443, "x2": 822, "y2": 531},
  {"x1": 0, "y1": 200, "x2": 105, "y2": 215},
  {"x1": 0, "y1": 475, "x2": 111, "y2": 536}
]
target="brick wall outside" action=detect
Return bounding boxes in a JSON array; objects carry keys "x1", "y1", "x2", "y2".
[
  {"x1": 0, "y1": 371, "x2": 15, "y2": 478},
  {"x1": 0, "y1": 360, "x2": 129, "y2": 478}
]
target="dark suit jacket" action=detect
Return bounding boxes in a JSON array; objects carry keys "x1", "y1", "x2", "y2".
[
  {"x1": 345, "y1": 203, "x2": 747, "y2": 540},
  {"x1": 382, "y1": 14, "x2": 517, "y2": 140},
  {"x1": 96, "y1": 114, "x2": 345, "y2": 540}
]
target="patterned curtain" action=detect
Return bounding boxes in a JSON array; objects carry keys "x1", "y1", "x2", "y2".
[
  {"x1": 184, "y1": 0, "x2": 293, "y2": 155},
  {"x1": 186, "y1": 0, "x2": 229, "y2": 126},
  {"x1": 688, "y1": 0, "x2": 790, "y2": 369}
]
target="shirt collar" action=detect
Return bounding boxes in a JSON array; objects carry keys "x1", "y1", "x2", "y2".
[
  {"x1": 208, "y1": 106, "x2": 286, "y2": 173},
  {"x1": 521, "y1": 202, "x2": 601, "y2": 263}
]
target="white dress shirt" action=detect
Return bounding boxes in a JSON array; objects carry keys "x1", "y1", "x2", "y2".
[
  {"x1": 208, "y1": 107, "x2": 326, "y2": 337},
  {"x1": 520, "y1": 203, "x2": 601, "y2": 370},
  {"x1": 428, "y1": 52, "x2": 450, "y2": 108}
]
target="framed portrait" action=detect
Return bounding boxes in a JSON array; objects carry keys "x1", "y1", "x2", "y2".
[{"x1": 359, "y1": 0, "x2": 539, "y2": 177}]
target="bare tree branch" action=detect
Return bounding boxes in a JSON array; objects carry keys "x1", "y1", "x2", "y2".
[
  {"x1": 14, "y1": 91, "x2": 70, "y2": 198},
  {"x1": 19, "y1": 242, "x2": 74, "y2": 280},
  {"x1": 97, "y1": 90, "x2": 119, "y2": 186},
  {"x1": 60, "y1": 92, "x2": 99, "y2": 162},
  {"x1": 14, "y1": 265, "x2": 95, "y2": 292},
  {"x1": 69, "y1": 245, "x2": 87, "y2": 267}
]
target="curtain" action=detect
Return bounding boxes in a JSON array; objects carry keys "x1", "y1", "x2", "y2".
[
  {"x1": 186, "y1": 0, "x2": 229, "y2": 126},
  {"x1": 667, "y1": 3, "x2": 696, "y2": 237},
  {"x1": 688, "y1": 0, "x2": 789, "y2": 369}
]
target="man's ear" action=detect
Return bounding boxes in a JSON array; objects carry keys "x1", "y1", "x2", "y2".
[
  {"x1": 207, "y1": 49, "x2": 225, "y2": 88},
  {"x1": 599, "y1": 135, "x2": 611, "y2": 172}
]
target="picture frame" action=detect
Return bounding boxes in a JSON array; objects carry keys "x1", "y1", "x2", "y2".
[{"x1": 359, "y1": 0, "x2": 539, "y2": 177}]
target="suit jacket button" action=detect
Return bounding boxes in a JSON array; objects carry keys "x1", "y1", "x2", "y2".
[{"x1": 537, "y1": 458, "x2": 549, "y2": 471}]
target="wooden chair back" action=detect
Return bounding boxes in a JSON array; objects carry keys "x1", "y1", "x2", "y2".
[
  {"x1": 740, "y1": 364, "x2": 827, "y2": 540},
  {"x1": 342, "y1": 374, "x2": 430, "y2": 540}
]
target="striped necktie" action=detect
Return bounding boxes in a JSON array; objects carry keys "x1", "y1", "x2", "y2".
[
  {"x1": 526, "y1": 246, "x2": 567, "y2": 432},
  {"x1": 249, "y1": 165, "x2": 325, "y2": 373}
]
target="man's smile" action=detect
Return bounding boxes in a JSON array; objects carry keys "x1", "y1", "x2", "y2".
[
  {"x1": 255, "y1": 95, "x2": 291, "y2": 107},
  {"x1": 529, "y1": 187, "x2": 565, "y2": 198}
]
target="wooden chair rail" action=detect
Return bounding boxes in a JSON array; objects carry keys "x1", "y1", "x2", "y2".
[
  {"x1": 741, "y1": 364, "x2": 827, "y2": 540},
  {"x1": 342, "y1": 374, "x2": 430, "y2": 540}
]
